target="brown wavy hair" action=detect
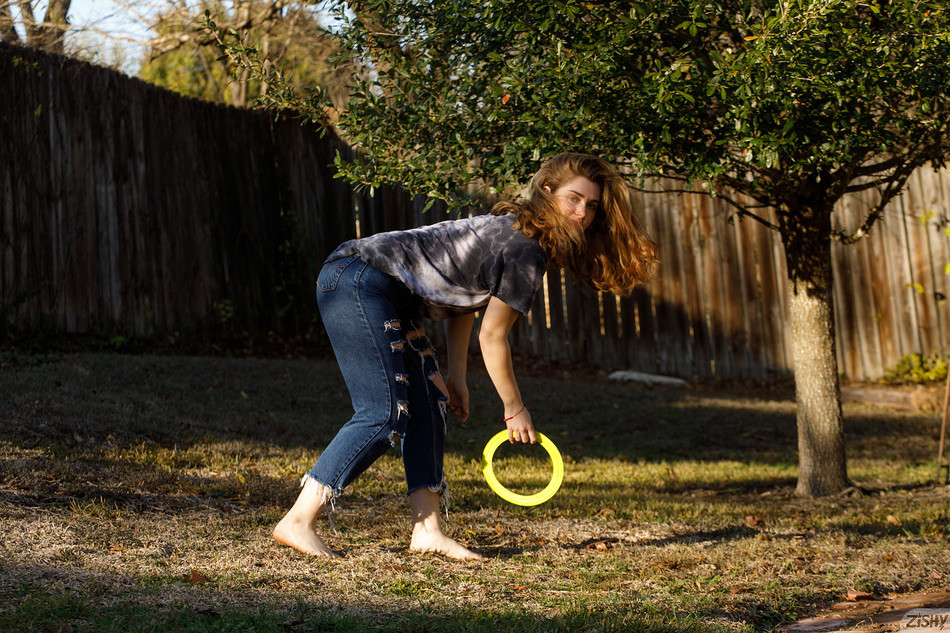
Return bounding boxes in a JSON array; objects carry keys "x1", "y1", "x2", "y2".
[{"x1": 492, "y1": 153, "x2": 658, "y2": 296}]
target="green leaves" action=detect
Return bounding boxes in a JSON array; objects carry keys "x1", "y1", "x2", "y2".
[{"x1": 309, "y1": 0, "x2": 950, "y2": 213}]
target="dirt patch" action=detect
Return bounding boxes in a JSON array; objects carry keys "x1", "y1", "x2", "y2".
[{"x1": 778, "y1": 589, "x2": 950, "y2": 632}]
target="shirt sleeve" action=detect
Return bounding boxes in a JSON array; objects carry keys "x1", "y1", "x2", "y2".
[{"x1": 491, "y1": 241, "x2": 548, "y2": 315}]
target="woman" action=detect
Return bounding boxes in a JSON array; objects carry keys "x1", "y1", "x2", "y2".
[{"x1": 273, "y1": 153, "x2": 657, "y2": 560}]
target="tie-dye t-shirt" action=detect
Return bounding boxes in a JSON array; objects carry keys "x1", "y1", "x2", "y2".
[{"x1": 326, "y1": 213, "x2": 547, "y2": 319}]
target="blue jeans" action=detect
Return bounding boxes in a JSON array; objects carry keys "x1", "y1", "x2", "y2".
[{"x1": 306, "y1": 254, "x2": 449, "y2": 498}]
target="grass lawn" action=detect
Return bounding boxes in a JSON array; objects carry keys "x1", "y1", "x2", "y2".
[{"x1": 1, "y1": 350, "x2": 948, "y2": 632}]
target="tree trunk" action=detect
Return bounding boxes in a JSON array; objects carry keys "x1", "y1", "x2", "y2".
[
  {"x1": 0, "y1": 2, "x2": 22, "y2": 44},
  {"x1": 38, "y1": 0, "x2": 71, "y2": 54},
  {"x1": 16, "y1": 0, "x2": 37, "y2": 43},
  {"x1": 780, "y1": 204, "x2": 850, "y2": 497}
]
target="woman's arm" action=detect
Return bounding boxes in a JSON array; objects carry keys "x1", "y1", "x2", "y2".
[
  {"x1": 445, "y1": 312, "x2": 475, "y2": 423},
  {"x1": 478, "y1": 296, "x2": 537, "y2": 444}
]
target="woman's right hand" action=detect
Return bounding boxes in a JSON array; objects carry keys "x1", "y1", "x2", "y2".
[{"x1": 505, "y1": 406, "x2": 537, "y2": 444}]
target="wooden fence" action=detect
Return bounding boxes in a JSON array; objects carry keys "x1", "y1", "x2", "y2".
[{"x1": 3, "y1": 43, "x2": 950, "y2": 380}]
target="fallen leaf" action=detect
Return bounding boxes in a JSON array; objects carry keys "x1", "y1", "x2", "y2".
[
  {"x1": 501, "y1": 93, "x2": 511, "y2": 105},
  {"x1": 184, "y1": 569, "x2": 211, "y2": 584},
  {"x1": 494, "y1": 523, "x2": 505, "y2": 536},
  {"x1": 886, "y1": 514, "x2": 901, "y2": 526},
  {"x1": 744, "y1": 514, "x2": 764, "y2": 527},
  {"x1": 847, "y1": 589, "x2": 873, "y2": 601}
]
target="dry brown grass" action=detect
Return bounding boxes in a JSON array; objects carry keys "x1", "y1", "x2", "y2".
[{"x1": 1, "y1": 351, "x2": 948, "y2": 632}]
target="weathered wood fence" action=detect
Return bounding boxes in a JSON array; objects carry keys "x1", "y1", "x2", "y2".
[{"x1": 3, "y1": 43, "x2": 950, "y2": 380}]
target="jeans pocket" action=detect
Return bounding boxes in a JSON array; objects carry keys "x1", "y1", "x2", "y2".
[{"x1": 317, "y1": 254, "x2": 359, "y2": 293}]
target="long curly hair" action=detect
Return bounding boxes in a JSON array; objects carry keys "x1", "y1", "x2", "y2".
[{"x1": 492, "y1": 153, "x2": 658, "y2": 296}]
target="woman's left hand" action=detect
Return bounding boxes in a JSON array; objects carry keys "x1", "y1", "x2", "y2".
[{"x1": 447, "y1": 376, "x2": 470, "y2": 423}]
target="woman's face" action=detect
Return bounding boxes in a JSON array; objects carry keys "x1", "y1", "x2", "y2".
[{"x1": 546, "y1": 176, "x2": 601, "y2": 232}]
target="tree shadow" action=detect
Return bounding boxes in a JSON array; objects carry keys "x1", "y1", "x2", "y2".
[{"x1": 3, "y1": 352, "x2": 936, "y2": 468}]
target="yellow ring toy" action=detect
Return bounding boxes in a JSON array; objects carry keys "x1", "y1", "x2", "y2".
[{"x1": 482, "y1": 431, "x2": 564, "y2": 506}]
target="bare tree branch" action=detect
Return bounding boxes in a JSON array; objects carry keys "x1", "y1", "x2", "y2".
[{"x1": 833, "y1": 166, "x2": 916, "y2": 245}]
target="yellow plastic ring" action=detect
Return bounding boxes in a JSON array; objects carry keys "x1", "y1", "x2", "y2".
[{"x1": 482, "y1": 430, "x2": 564, "y2": 506}]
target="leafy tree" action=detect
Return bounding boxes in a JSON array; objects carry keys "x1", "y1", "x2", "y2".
[
  {"x1": 290, "y1": 0, "x2": 950, "y2": 497},
  {"x1": 139, "y1": 0, "x2": 350, "y2": 108},
  {"x1": 1, "y1": 0, "x2": 72, "y2": 53}
]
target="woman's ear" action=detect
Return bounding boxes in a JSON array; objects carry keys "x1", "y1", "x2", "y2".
[{"x1": 542, "y1": 185, "x2": 551, "y2": 193}]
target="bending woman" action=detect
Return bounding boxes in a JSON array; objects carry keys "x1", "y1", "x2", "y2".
[{"x1": 273, "y1": 153, "x2": 657, "y2": 560}]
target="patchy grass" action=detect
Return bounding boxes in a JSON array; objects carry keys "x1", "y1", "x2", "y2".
[{"x1": 0, "y1": 351, "x2": 948, "y2": 632}]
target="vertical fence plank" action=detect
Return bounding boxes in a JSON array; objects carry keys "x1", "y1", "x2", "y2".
[
  {"x1": 907, "y1": 169, "x2": 948, "y2": 354},
  {"x1": 753, "y1": 211, "x2": 790, "y2": 375},
  {"x1": 733, "y1": 210, "x2": 767, "y2": 379},
  {"x1": 926, "y1": 169, "x2": 950, "y2": 352},
  {"x1": 679, "y1": 198, "x2": 712, "y2": 378},
  {"x1": 545, "y1": 269, "x2": 571, "y2": 362},
  {"x1": 831, "y1": 197, "x2": 865, "y2": 380},
  {"x1": 648, "y1": 188, "x2": 692, "y2": 375}
]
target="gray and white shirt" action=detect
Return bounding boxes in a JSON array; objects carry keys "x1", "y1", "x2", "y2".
[{"x1": 326, "y1": 213, "x2": 547, "y2": 319}]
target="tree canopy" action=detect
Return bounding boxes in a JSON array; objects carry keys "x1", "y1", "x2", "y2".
[{"x1": 330, "y1": 0, "x2": 949, "y2": 219}]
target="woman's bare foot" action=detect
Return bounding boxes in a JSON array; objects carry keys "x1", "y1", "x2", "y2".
[
  {"x1": 273, "y1": 476, "x2": 342, "y2": 559},
  {"x1": 273, "y1": 515, "x2": 341, "y2": 559},
  {"x1": 408, "y1": 488, "x2": 486, "y2": 562},
  {"x1": 409, "y1": 528, "x2": 485, "y2": 561}
]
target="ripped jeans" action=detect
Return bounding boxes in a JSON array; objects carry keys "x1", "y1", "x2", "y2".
[{"x1": 307, "y1": 254, "x2": 449, "y2": 499}]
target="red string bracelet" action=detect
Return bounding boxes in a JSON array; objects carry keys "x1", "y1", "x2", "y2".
[{"x1": 503, "y1": 405, "x2": 526, "y2": 422}]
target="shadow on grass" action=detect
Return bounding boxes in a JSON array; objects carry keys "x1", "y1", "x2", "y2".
[
  {"x1": 1, "y1": 351, "x2": 940, "y2": 525},
  {"x1": 1, "y1": 561, "x2": 809, "y2": 633},
  {"x1": 2, "y1": 352, "x2": 937, "y2": 465}
]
